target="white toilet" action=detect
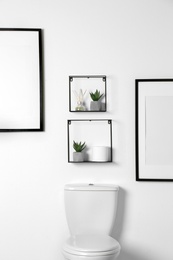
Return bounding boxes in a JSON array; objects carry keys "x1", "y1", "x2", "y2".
[{"x1": 62, "y1": 183, "x2": 121, "y2": 260}]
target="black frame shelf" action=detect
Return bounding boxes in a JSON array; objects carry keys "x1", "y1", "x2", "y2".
[
  {"x1": 69, "y1": 75, "x2": 107, "y2": 112},
  {"x1": 67, "y1": 119, "x2": 112, "y2": 163}
]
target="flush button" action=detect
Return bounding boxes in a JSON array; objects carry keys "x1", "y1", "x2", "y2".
[{"x1": 89, "y1": 183, "x2": 94, "y2": 186}]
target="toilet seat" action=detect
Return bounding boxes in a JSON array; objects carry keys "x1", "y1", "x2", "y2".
[{"x1": 63, "y1": 234, "x2": 121, "y2": 257}]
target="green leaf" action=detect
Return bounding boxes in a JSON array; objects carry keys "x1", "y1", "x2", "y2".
[
  {"x1": 89, "y1": 89, "x2": 104, "y2": 101},
  {"x1": 73, "y1": 141, "x2": 86, "y2": 152}
]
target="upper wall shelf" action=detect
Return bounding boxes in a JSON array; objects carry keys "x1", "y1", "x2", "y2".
[{"x1": 69, "y1": 75, "x2": 107, "y2": 112}]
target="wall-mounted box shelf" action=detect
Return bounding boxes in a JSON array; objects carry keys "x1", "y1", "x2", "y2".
[
  {"x1": 67, "y1": 119, "x2": 112, "y2": 163},
  {"x1": 69, "y1": 75, "x2": 107, "y2": 112}
]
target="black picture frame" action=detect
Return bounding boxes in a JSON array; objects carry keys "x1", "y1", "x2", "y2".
[
  {"x1": 136, "y1": 79, "x2": 173, "y2": 181},
  {"x1": 0, "y1": 28, "x2": 43, "y2": 132}
]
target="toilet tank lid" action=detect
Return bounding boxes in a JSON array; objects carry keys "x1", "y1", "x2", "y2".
[{"x1": 64, "y1": 183, "x2": 119, "y2": 191}]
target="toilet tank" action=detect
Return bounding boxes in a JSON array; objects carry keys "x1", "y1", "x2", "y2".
[{"x1": 64, "y1": 183, "x2": 119, "y2": 236}]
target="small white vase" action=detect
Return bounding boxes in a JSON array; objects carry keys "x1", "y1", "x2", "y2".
[{"x1": 91, "y1": 146, "x2": 109, "y2": 162}]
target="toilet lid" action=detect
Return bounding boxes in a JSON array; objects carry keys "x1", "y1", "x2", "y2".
[{"x1": 63, "y1": 234, "x2": 120, "y2": 256}]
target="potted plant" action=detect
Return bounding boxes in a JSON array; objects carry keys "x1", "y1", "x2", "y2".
[
  {"x1": 89, "y1": 89, "x2": 104, "y2": 111},
  {"x1": 73, "y1": 141, "x2": 86, "y2": 162}
]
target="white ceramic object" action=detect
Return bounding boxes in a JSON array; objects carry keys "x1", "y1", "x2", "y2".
[
  {"x1": 91, "y1": 146, "x2": 109, "y2": 161},
  {"x1": 63, "y1": 234, "x2": 120, "y2": 260},
  {"x1": 62, "y1": 183, "x2": 121, "y2": 260}
]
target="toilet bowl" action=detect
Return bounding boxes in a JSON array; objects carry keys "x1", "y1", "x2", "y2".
[
  {"x1": 63, "y1": 234, "x2": 120, "y2": 260},
  {"x1": 62, "y1": 183, "x2": 121, "y2": 260}
]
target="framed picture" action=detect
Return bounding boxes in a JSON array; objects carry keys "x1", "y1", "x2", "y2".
[
  {"x1": 0, "y1": 28, "x2": 43, "y2": 131},
  {"x1": 136, "y1": 79, "x2": 173, "y2": 181}
]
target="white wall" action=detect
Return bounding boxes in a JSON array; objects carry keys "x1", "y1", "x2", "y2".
[{"x1": 0, "y1": 0, "x2": 173, "y2": 259}]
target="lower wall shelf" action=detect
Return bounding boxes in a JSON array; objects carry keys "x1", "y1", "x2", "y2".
[{"x1": 67, "y1": 119, "x2": 113, "y2": 163}]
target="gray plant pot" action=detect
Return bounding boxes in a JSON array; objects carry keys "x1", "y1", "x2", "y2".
[
  {"x1": 73, "y1": 152, "x2": 84, "y2": 162},
  {"x1": 90, "y1": 101, "x2": 101, "y2": 111}
]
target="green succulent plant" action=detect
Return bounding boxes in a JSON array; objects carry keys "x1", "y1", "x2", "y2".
[
  {"x1": 89, "y1": 89, "x2": 104, "y2": 101},
  {"x1": 73, "y1": 141, "x2": 86, "y2": 152}
]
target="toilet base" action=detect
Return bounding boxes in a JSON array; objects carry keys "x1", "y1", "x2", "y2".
[
  {"x1": 62, "y1": 234, "x2": 120, "y2": 260},
  {"x1": 62, "y1": 250, "x2": 120, "y2": 260}
]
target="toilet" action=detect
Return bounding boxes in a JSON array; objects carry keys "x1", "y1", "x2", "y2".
[{"x1": 62, "y1": 183, "x2": 121, "y2": 260}]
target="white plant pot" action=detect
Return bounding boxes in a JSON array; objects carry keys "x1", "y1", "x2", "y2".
[{"x1": 91, "y1": 146, "x2": 109, "y2": 162}]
